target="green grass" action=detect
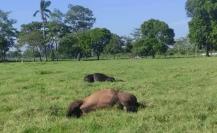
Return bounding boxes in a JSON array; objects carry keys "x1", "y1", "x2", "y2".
[{"x1": 0, "y1": 57, "x2": 217, "y2": 133}]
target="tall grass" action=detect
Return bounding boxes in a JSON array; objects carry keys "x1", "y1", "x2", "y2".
[{"x1": 0, "y1": 57, "x2": 217, "y2": 133}]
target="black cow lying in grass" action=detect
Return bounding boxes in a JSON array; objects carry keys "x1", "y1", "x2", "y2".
[
  {"x1": 84, "y1": 73, "x2": 115, "y2": 83},
  {"x1": 67, "y1": 89, "x2": 142, "y2": 118}
]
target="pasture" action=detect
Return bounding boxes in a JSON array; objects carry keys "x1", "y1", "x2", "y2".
[{"x1": 0, "y1": 57, "x2": 217, "y2": 133}]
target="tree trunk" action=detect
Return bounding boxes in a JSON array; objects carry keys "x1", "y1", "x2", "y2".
[
  {"x1": 195, "y1": 45, "x2": 198, "y2": 57},
  {"x1": 1, "y1": 53, "x2": 2, "y2": 62},
  {"x1": 2, "y1": 51, "x2": 4, "y2": 61},
  {"x1": 97, "y1": 54, "x2": 100, "y2": 60},
  {"x1": 1, "y1": 52, "x2": 4, "y2": 61},
  {"x1": 42, "y1": 19, "x2": 47, "y2": 61},
  {"x1": 77, "y1": 53, "x2": 81, "y2": 61},
  {"x1": 51, "y1": 44, "x2": 55, "y2": 61},
  {"x1": 33, "y1": 48, "x2": 35, "y2": 62},
  {"x1": 39, "y1": 52, "x2": 42, "y2": 62},
  {"x1": 44, "y1": 46, "x2": 48, "y2": 61},
  {"x1": 51, "y1": 50, "x2": 54, "y2": 61},
  {"x1": 206, "y1": 44, "x2": 210, "y2": 57},
  {"x1": 3, "y1": 50, "x2": 6, "y2": 61},
  {"x1": 206, "y1": 49, "x2": 210, "y2": 57},
  {"x1": 1, "y1": 50, "x2": 4, "y2": 61},
  {"x1": 55, "y1": 42, "x2": 59, "y2": 61}
]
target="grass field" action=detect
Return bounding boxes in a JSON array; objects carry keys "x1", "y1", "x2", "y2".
[{"x1": 0, "y1": 57, "x2": 217, "y2": 133}]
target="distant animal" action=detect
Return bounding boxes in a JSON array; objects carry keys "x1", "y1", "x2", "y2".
[
  {"x1": 84, "y1": 73, "x2": 115, "y2": 83},
  {"x1": 67, "y1": 89, "x2": 141, "y2": 118}
]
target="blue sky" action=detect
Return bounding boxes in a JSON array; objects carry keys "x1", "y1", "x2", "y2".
[{"x1": 0, "y1": 0, "x2": 189, "y2": 38}]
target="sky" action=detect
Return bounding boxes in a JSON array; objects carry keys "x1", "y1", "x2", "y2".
[{"x1": 0, "y1": 0, "x2": 190, "y2": 38}]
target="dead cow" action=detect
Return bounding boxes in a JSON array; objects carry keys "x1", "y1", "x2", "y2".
[
  {"x1": 67, "y1": 89, "x2": 140, "y2": 118},
  {"x1": 84, "y1": 73, "x2": 115, "y2": 83}
]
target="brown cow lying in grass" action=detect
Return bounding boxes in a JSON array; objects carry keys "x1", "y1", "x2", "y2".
[
  {"x1": 84, "y1": 73, "x2": 115, "y2": 83},
  {"x1": 67, "y1": 89, "x2": 142, "y2": 118}
]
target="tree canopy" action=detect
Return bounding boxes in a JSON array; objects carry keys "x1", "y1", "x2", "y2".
[
  {"x1": 18, "y1": 22, "x2": 44, "y2": 61},
  {"x1": 0, "y1": 10, "x2": 17, "y2": 61},
  {"x1": 4, "y1": 1, "x2": 217, "y2": 61},
  {"x1": 186, "y1": 0, "x2": 217, "y2": 56},
  {"x1": 133, "y1": 19, "x2": 175, "y2": 57},
  {"x1": 65, "y1": 5, "x2": 96, "y2": 32},
  {"x1": 59, "y1": 28, "x2": 112, "y2": 60},
  {"x1": 89, "y1": 28, "x2": 112, "y2": 60},
  {"x1": 104, "y1": 34, "x2": 123, "y2": 56}
]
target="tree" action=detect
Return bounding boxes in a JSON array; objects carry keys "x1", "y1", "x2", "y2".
[
  {"x1": 173, "y1": 37, "x2": 197, "y2": 55},
  {"x1": 133, "y1": 37, "x2": 160, "y2": 58},
  {"x1": 49, "y1": 9, "x2": 64, "y2": 23},
  {"x1": 89, "y1": 28, "x2": 112, "y2": 60},
  {"x1": 131, "y1": 28, "x2": 142, "y2": 41},
  {"x1": 188, "y1": 17, "x2": 210, "y2": 55},
  {"x1": 104, "y1": 34, "x2": 123, "y2": 58},
  {"x1": 6, "y1": 45, "x2": 22, "y2": 62},
  {"x1": 121, "y1": 36, "x2": 133, "y2": 53},
  {"x1": 47, "y1": 9, "x2": 70, "y2": 61},
  {"x1": 23, "y1": 47, "x2": 41, "y2": 60},
  {"x1": 185, "y1": 0, "x2": 217, "y2": 56},
  {"x1": 33, "y1": 0, "x2": 52, "y2": 23},
  {"x1": 141, "y1": 19, "x2": 175, "y2": 47},
  {"x1": 47, "y1": 22, "x2": 69, "y2": 61},
  {"x1": 33, "y1": 0, "x2": 52, "y2": 61},
  {"x1": 0, "y1": 10, "x2": 17, "y2": 61},
  {"x1": 59, "y1": 31, "x2": 92, "y2": 61},
  {"x1": 65, "y1": 5, "x2": 96, "y2": 32},
  {"x1": 75, "y1": 31, "x2": 92, "y2": 60},
  {"x1": 58, "y1": 33, "x2": 80, "y2": 60},
  {"x1": 0, "y1": 36, "x2": 8, "y2": 61},
  {"x1": 18, "y1": 22, "x2": 44, "y2": 61},
  {"x1": 133, "y1": 19, "x2": 175, "y2": 58}
]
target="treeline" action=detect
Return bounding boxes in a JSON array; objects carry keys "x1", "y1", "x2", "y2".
[{"x1": 1, "y1": 0, "x2": 217, "y2": 62}]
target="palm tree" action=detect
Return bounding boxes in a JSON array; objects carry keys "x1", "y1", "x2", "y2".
[{"x1": 33, "y1": 0, "x2": 52, "y2": 61}]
